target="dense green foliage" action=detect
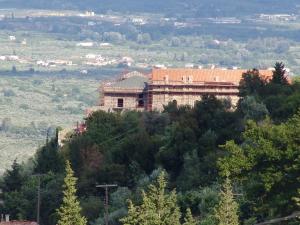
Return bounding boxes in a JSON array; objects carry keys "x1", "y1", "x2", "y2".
[
  {"x1": 218, "y1": 114, "x2": 300, "y2": 222},
  {"x1": 1, "y1": 63, "x2": 300, "y2": 225}
]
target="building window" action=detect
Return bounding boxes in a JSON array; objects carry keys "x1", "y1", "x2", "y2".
[
  {"x1": 138, "y1": 100, "x2": 144, "y2": 107},
  {"x1": 138, "y1": 93, "x2": 144, "y2": 99},
  {"x1": 117, "y1": 98, "x2": 124, "y2": 108}
]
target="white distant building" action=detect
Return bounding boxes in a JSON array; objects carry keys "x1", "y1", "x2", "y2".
[
  {"x1": 259, "y1": 14, "x2": 297, "y2": 21},
  {"x1": 154, "y1": 64, "x2": 167, "y2": 69},
  {"x1": 120, "y1": 57, "x2": 134, "y2": 67},
  {"x1": 88, "y1": 21, "x2": 96, "y2": 26},
  {"x1": 85, "y1": 54, "x2": 105, "y2": 61},
  {"x1": 76, "y1": 42, "x2": 94, "y2": 47},
  {"x1": 213, "y1": 39, "x2": 221, "y2": 45},
  {"x1": 174, "y1": 22, "x2": 188, "y2": 28},
  {"x1": 85, "y1": 11, "x2": 95, "y2": 16},
  {"x1": 79, "y1": 11, "x2": 95, "y2": 17},
  {"x1": 7, "y1": 55, "x2": 19, "y2": 61},
  {"x1": 81, "y1": 70, "x2": 88, "y2": 75},
  {"x1": 0, "y1": 56, "x2": 6, "y2": 61},
  {"x1": 9, "y1": 36, "x2": 16, "y2": 41},
  {"x1": 85, "y1": 54, "x2": 97, "y2": 59},
  {"x1": 37, "y1": 60, "x2": 49, "y2": 67},
  {"x1": 131, "y1": 18, "x2": 147, "y2": 25},
  {"x1": 99, "y1": 42, "x2": 112, "y2": 47},
  {"x1": 136, "y1": 63, "x2": 150, "y2": 68},
  {"x1": 185, "y1": 63, "x2": 194, "y2": 68}
]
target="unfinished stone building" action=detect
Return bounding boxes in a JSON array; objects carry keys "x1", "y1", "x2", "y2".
[
  {"x1": 99, "y1": 68, "x2": 273, "y2": 112},
  {"x1": 99, "y1": 71, "x2": 149, "y2": 112}
]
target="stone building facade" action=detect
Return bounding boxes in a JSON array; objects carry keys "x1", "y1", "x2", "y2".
[
  {"x1": 99, "y1": 68, "x2": 273, "y2": 112},
  {"x1": 99, "y1": 71, "x2": 149, "y2": 112}
]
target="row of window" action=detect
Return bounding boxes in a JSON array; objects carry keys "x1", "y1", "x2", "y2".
[
  {"x1": 117, "y1": 98, "x2": 144, "y2": 108},
  {"x1": 154, "y1": 86, "x2": 235, "y2": 89}
]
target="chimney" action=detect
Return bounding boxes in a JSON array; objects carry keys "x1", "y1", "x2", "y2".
[
  {"x1": 5, "y1": 214, "x2": 9, "y2": 222},
  {"x1": 164, "y1": 75, "x2": 169, "y2": 84}
]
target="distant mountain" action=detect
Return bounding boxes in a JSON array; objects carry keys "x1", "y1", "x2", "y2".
[{"x1": 0, "y1": 0, "x2": 299, "y2": 17}]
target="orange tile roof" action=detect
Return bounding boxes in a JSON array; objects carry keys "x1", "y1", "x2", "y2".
[
  {"x1": 0, "y1": 221, "x2": 38, "y2": 225},
  {"x1": 151, "y1": 68, "x2": 273, "y2": 84}
]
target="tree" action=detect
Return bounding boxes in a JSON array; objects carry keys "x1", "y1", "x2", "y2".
[
  {"x1": 120, "y1": 172, "x2": 183, "y2": 225},
  {"x1": 176, "y1": 150, "x2": 201, "y2": 191},
  {"x1": 214, "y1": 177, "x2": 239, "y2": 225},
  {"x1": 103, "y1": 32, "x2": 124, "y2": 44},
  {"x1": 12, "y1": 65, "x2": 17, "y2": 73},
  {"x1": 239, "y1": 69, "x2": 266, "y2": 97},
  {"x1": 183, "y1": 208, "x2": 197, "y2": 225},
  {"x1": 137, "y1": 33, "x2": 152, "y2": 44},
  {"x1": 57, "y1": 161, "x2": 87, "y2": 225},
  {"x1": 271, "y1": 62, "x2": 288, "y2": 85},
  {"x1": 218, "y1": 111, "x2": 300, "y2": 220},
  {"x1": 2, "y1": 160, "x2": 24, "y2": 192},
  {"x1": 34, "y1": 130, "x2": 64, "y2": 174},
  {"x1": 239, "y1": 96, "x2": 269, "y2": 121},
  {"x1": 294, "y1": 190, "x2": 300, "y2": 207}
]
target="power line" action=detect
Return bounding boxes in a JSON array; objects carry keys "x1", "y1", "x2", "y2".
[
  {"x1": 96, "y1": 127, "x2": 138, "y2": 146},
  {"x1": 254, "y1": 212, "x2": 300, "y2": 225}
]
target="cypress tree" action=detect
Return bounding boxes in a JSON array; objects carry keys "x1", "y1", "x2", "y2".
[
  {"x1": 2, "y1": 159, "x2": 23, "y2": 192},
  {"x1": 57, "y1": 160, "x2": 87, "y2": 225},
  {"x1": 271, "y1": 62, "x2": 288, "y2": 85},
  {"x1": 120, "y1": 172, "x2": 181, "y2": 225},
  {"x1": 183, "y1": 208, "x2": 197, "y2": 225},
  {"x1": 214, "y1": 177, "x2": 239, "y2": 225}
]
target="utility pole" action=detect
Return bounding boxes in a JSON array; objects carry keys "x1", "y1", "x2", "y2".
[
  {"x1": 37, "y1": 175, "x2": 41, "y2": 225},
  {"x1": 46, "y1": 129, "x2": 49, "y2": 144},
  {"x1": 96, "y1": 184, "x2": 118, "y2": 225},
  {"x1": 32, "y1": 174, "x2": 44, "y2": 225}
]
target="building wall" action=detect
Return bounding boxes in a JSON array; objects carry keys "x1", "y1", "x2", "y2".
[
  {"x1": 151, "y1": 93, "x2": 202, "y2": 111},
  {"x1": 103, "y1": 94, "x2": 145, "y2": 111},
  {"x1": 101, "y1": 86, "x2": 240, "y2": 112},
  {"x1": 150, "y1": 86, "x2": 239, "y2": 111}
]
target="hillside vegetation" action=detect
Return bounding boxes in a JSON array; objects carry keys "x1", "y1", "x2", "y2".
[
  {"x1": 0, "y1": 75, "x2": 99, "y2": 173},
  {"x1": 0, "y1": 0, "x2": 299, "y2": 16},
  {"x1": 1, "y1": 64, "x2": 300, "y2": 225}
]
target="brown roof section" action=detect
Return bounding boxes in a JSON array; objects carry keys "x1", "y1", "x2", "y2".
[
  {"x1": 151, "y1": 68, "x2": 274, "y2": 84},
  {"x1": 0, "y1": 221, "x2": 38, "y2": 225}
]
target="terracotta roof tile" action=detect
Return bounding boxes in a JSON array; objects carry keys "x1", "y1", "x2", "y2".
[
  {"x1": 151, "y1": 68, "x2": 273, "y2": 84},
  {"x1": 0, "y1": 221, "x2": 38, "y2": 225}
]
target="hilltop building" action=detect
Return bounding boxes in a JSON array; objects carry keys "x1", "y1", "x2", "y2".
[
  {"x1": 98, "y1": 68, "x2": 273, "y2": 112},
  {"x1": 99, "y1": 71, "x2": 148, "y2": 112}
]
